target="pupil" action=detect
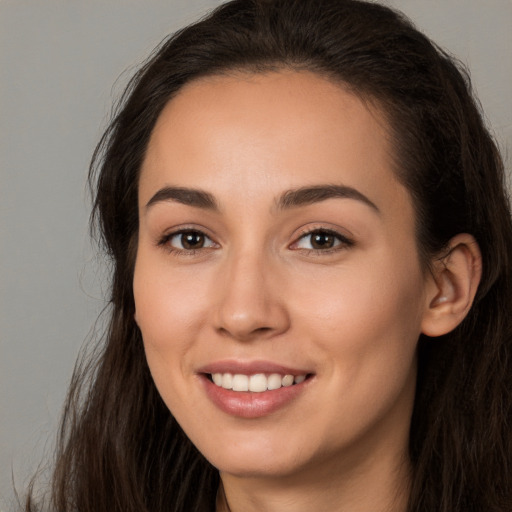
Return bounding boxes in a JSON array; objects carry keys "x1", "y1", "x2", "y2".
[
  {"x1": 312, "y1": 232, "x2": 334, "y2": 249},
  {"x1": 182, "y1": 232, "x2": 204, "y2": 249}
]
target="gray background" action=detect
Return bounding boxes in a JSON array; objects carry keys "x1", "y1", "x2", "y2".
[{"x1": 1, "y1": 0, "x2": 511, "y2": 509}]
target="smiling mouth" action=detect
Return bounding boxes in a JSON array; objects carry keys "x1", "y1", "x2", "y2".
[{"x1": 207, "y1": 372, "x2": 310, "y2": 392}]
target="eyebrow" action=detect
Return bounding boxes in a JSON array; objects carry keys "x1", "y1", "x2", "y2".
[
  {"x1": 146, "y1": 186, "x2": 219, "y2": 211},
  {"x1": 145, "y1": 183, "x2": 379, "y2": 213},
  {"x1": 277, "y1": 184, "x2": 379, "y2": 213}
]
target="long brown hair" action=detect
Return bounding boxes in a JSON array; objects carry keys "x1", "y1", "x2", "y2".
[{"x1": 26, "y1": 1, "x2": 512, "y2": 511}]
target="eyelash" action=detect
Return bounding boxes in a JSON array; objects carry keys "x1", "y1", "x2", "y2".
[
  {"x1": 157, "y1": 228, "x2": 217, "y2": 256},
  {"x1": 157, "y1": 227, "x2": 354, "y2": 256},
  {"x1": 291, "y1": 228, "x2": 354, "y2": 254}
]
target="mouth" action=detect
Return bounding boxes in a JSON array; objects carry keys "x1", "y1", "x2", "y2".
[
  {"x1": 206, "y1": 372, "x2": 310, "y2": 392},
  {"x1": 197, "y1": 360, "x2": 314, "y2": 417},
  {"x1": 198, "y1": 363, "x2": 314, "y2": 418}
]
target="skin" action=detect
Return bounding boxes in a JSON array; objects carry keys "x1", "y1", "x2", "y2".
[{"x1": 133, "y1": 71, "x2": 480, "y2": 512}]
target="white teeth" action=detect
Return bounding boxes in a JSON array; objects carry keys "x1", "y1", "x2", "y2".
[
  {"x1": 210, "y1": 372, "x2": 307, "y2": 391},
  {"x1": 221, "y1": 373, "x2": 233, "y2": 390},
  {"x1": 267, "y1": 373, "x2": 283, "y2": 390},
  {"x1": 249, "y1": 373, "x2": 267, "y2": 392},
  {"x1": 232, "y1": 374, "x2": 249, "y2": 391}
]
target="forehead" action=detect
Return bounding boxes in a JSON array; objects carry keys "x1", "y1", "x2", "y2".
[{"x1": 139, "y1": 70, "x2": 409, "y2": 218}]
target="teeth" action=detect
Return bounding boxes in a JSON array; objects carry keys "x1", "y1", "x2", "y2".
[
  {"x1": 249, "y1": 374, "x2": 267, "y2": 392},
  {"x1": 221, "y1": 373, "x2": 233, "y2": 390},
  {"x1": 232, "y1": 374, "x2": 249, "y2": 391},
  {"x1": 211, "y1": 372, "x2": 307, "y2": 392},
  {"x1": 282, "y1": 374, "x2": 294, "y2": 387},
  {"x1": 267, "y1": 373, "x2": 282, "y2": 390}
]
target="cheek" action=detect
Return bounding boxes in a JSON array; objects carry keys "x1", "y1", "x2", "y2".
[
  {"x1": 133, "y1": 263, "x2": 206, "y2": 428},
  {"x1": 296, "y1": 251, "x2": 424, "y2": 330},
  {"x1": 291, "y1": 248, "x2": 426, "y2": 387},
  {"x1": 132, "y1": 250, "x2": 212, "y2": 399},
  {"x1": 134, "y1": 253, "x2": 208, "y2": 342},
  {"x1": 290, "y1": 257, "x2": 424, "y2": 442}
]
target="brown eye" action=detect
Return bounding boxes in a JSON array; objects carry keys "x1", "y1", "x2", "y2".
[
  {"x1": 166, "y1": 230, "x2": 216, "y2": 251},
  {"x1": 293, "y1": 229, "x2": 353, "y2": 251},
  {"x1": 180, "y1": 231, "x2": 205, "y2": 249},
  {"x1": 310, "y1": 232, "x2": 336, "y2": 249}
]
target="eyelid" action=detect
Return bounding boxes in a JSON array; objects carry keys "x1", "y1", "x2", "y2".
[
  {"x1": 157, "y1": 225, "x2": 219, "y2": 254},
  {"x1": 289, "y1": 226, "x2": 355, "y2": 252},
  {"x1": 155, "y1": 223, "x2": 354, "y2": 255}
]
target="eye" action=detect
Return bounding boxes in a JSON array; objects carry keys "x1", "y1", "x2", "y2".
[
  {"x1": 162, "y1": 229, "x2": 216, "y2": 252},
  {"x1": 293, "y1": 229, "x2": 353, "y2": 251}
]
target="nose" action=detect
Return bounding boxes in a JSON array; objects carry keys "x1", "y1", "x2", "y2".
[{"x1": 213, "y1": 250, "x2": 290, "y2": 342}]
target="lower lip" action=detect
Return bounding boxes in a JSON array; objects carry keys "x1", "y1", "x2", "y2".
[{"x1": 200, "y1": 375, "x2": 311, "y2": 419}]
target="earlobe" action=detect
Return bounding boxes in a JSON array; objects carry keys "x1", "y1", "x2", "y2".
[{"x1": 421, "y1": 234, "x2": 482, "y2": 337}]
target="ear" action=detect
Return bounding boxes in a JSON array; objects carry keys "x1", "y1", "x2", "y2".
[{"x1": 421, "y1": 234, "x2": 482, "y2": 337}]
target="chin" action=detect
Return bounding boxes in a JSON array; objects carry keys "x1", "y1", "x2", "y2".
[
  {"x1": 213, "y1": 454, "x2": 307, "y2": 480},
  {"x1": 195, "y1": 431, "x2": 317, "y2": 480}
]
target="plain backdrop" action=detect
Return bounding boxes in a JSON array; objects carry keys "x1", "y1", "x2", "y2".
[{"x1": 1, "y1": 0, "x2": 511, "y2": 509}]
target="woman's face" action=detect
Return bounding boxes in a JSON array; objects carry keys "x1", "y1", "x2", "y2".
[{"x1": 134, "y1": 71, "x2": 433, "y2": 480}]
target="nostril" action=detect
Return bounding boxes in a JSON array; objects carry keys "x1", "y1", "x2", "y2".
[{"x1": 254, "y1": 326, "x2": 273, "y2": 334}]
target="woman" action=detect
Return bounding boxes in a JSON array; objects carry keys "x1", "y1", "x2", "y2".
[{"x1": 26, "y1": 0, "x2": 512, "y2": 511}]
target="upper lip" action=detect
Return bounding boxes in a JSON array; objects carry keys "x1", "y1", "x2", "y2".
[{"x1": 197, "y1": 360, "x2": 312, "y2": 376}]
